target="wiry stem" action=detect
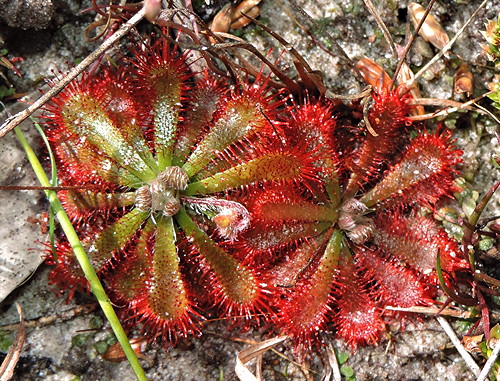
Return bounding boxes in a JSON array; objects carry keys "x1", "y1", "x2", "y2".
[
  {"x1": 436, "y1": 316, "x2": 481, "y2": 377},
  {"x1": 436, "y1": 249, "x2": 476, "y2": 307},
  {"x1": 477, "y1": 338, "x2": 500, "y2": 381},
  {"x1": 0, "y1": 7, "x2": 146, "y2": 138},
  {"x1": 411, "y1": 0, "x2": 488, "y2": 85},
  {"x1": 391, "y1": 0, "x2": 437, "y2": 88},
  {"x1": 277, "y1": 0, "x2": 364, "y2": 82},
  {"x1": 463, "y1": 179, "x2": 500, "y2": 271},
  {"x1": 363, "y1": 0, "x2": 397, "y2": 59}
]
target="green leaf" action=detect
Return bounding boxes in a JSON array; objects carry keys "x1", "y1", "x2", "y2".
[
  {"x1": 61, "y1": 93, "x2": 157, "y2": 182},
  {"x1": 94, "y1": 340, "x2": 109, "y2": 354},
  {"x1": 340, "y1": 364, "x2": 354, "y2": 378},
  {"x1": 105, "y1": 334, "x2": 118, "y2": 346},
  {"x1": 87, "y1": 209, "x2": 148, "y2": 270},
  {"x1": 89, "y1": 316, "x2": 104, "y2": 329},
  {"x1": 147, "y1": 215, "x2": 191, "y2": 321},
  {"x1": 186, "y1": 151, "x2": 312, "y2": 196},
  {"x1": 479, "y1": 237, "x2": 494, "y2": 251},
  {"x1": 491, "y1": 324, "x2": 500, "y2": 339},
  {"x1": 0, "y1": 86, "x2": 15, "y2": 99},
  {"x1": 176, "y1": 208, "x2": 259, "y2": 306},
  {"x1": 0, "y1": 331, "x2": 13, "y2": 351},
  {"x1": 337, "y1": 351, "x2": 349, "y2": 364},
  {"x1": 182, "y1": 97, "x2": 267, "y2": 177},
  {"x1": 150, "y1": 70, "x2": 182, "y2": 170},
  {"x1": 72, "y1": 333, "x2": 92, "y2": 348},
  {"x1": 492, "y1": 155, "x2": 500, "y2": 169}
]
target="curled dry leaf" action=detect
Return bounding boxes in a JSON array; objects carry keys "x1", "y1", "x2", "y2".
[
  {"x1": 101, "y1": 337, "x2": 149, "y2": 363},
  {"x1": 231, "y1": 0, "x2": 261, "y2": 30},
  {"x1": 453, "y1": 63, "x2": 474, "y2": 97},
  {"x1": 235, "y1": 336, "x2": 288, "y2": 381},
  {"x1": 409, "y1": 2, "x2": 450, "y2": 51},
  {"x1": 462, "y1": 335, "x2": 484, "y2": 355}
]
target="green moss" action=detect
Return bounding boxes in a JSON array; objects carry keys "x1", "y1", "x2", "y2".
[{"x1": 0, "y1": 331, "x2": 12, "y2": 352}]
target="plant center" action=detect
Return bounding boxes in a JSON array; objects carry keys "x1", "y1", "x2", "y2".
[
  {"x1": 134, "y1": 166, "x2": 189, "y2": 216},
  {"x1": 338, "y1": 198, "x2": 374, "y2": 245}
]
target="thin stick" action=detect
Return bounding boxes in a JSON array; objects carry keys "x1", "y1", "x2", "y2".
[
  {"x1": 476, "y1": 339, "x2": 500, "y2": 381},
  {"x1": 0, "y1": 304, "x2": 97, "y2": 331},
  {"x1": 279, "y1": 0, "x2": 364, "y2": 82},
  {"x1": 0, "y1": 7, "x2": 146, "y2": 138},
  {"x1": 326, "y1": 86, "x2": 372, "y2": 101},
  {"x1": 385, "y1": 305, "x2": 500, "y2": 320},
  {"x1": 363, "y1": 0, "x2": 398, "y2": 59},
  {"x1": 391, "y1": 0, "x2": 437, "y2": 87},
  {"x1": 473, "y1": 102, "x2": 500, "y2": 125},
  {"x1": 235, "y1": 336, "x2": 288, "y2": 381},
  {"x1": 436, "y1": 316, "x2": 481, "y2": 377},
  {"x1": 0, "y1": 304, "x2": 26, "y2": 381},
  {"x1": 362, "y1": 96, "x2": 379, "y2": 136},
  {"x1": 409, "y1": 91, "x2": 497, "y2": 121},
  {"x1": 412, "y1": 0, "x2": 488, "y2": 84},
  {"x1": 326, "y1": 343, "x2": 342, "y2": 381}
]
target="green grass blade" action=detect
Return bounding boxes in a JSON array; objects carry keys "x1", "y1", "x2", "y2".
[
  {"x1": 32, "y1": 120, "x2": 57, "y2": 259},
  {"x1": 15, "y1": 126, "x2": 147, "y2": 381}
]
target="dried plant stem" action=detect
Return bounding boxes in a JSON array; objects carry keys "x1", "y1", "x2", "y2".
[
  {"x1": 385, "y1": 306, "x2": 500, "y2": 320},
  {"x1": 0, "y1": 304, "x2": 26, "y2": 381},
  {"x1": 436, "y1": 316, "x2": 481, "y2": 377},
  {"x1": 14, "y1": 127, "x2": 147, "y2": 381},
  {"x1": 391, "y1": 0, "x2": 437, "y2": 87},
  {"x1": 235, "y1": 336, "x2": 288, "y2": 381},
  {"x1": 463, "y1": 179, "x2": 500, "y2": 271},
  {"x1": 412, "y1": 0, "x2": 488, "y2": 84},
  {"x1": 326, "y1": 343, "x2": 342, "y2": 381},
  {"x1": 0, "y1": 304, "x2": 97, "y2": 331},
  {"x1": 0, "y1": 7, "x2": 146, "y2": 138},
  {"x1": 409, "y1": 92, "x2": 498, "y2": 121},
  {"x1": 362, "y1": 0, "x2": 397, "y2": 59},
  {"x1": 476, "y1": 339, "x2": 500, "y2": 381},
  {"x1": 210, "y1": 333, "x2": 310, "y2": 374}
]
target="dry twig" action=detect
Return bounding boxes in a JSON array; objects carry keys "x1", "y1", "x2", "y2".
[
  {"x1": 324, "y1": 343, "x2": 341, "y2": 381},
  {"x1": 412, "y1": 0, "x2": 488, "y2": 84},
  {"x1": 0, "y1": 7, "x2": 146, "y2": 138},
  {"x1": 0, "y1": 304, "x2": 97, "y2": 331},
  {"x1": 437, "y1": 316, "x2": 481, "y2": 377},
  {"x1": 0, "y1": 304, "x2": 26, "y2": 381},
  {"x1": 235, "y1": 336, "x2": 288, "y2": 381},
  {"x1": 386, "y1": 305, "x2": 500, "y2": 320},
  {"x1": 476, "y1": 338, "x2": 500, "y2": 381}
]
